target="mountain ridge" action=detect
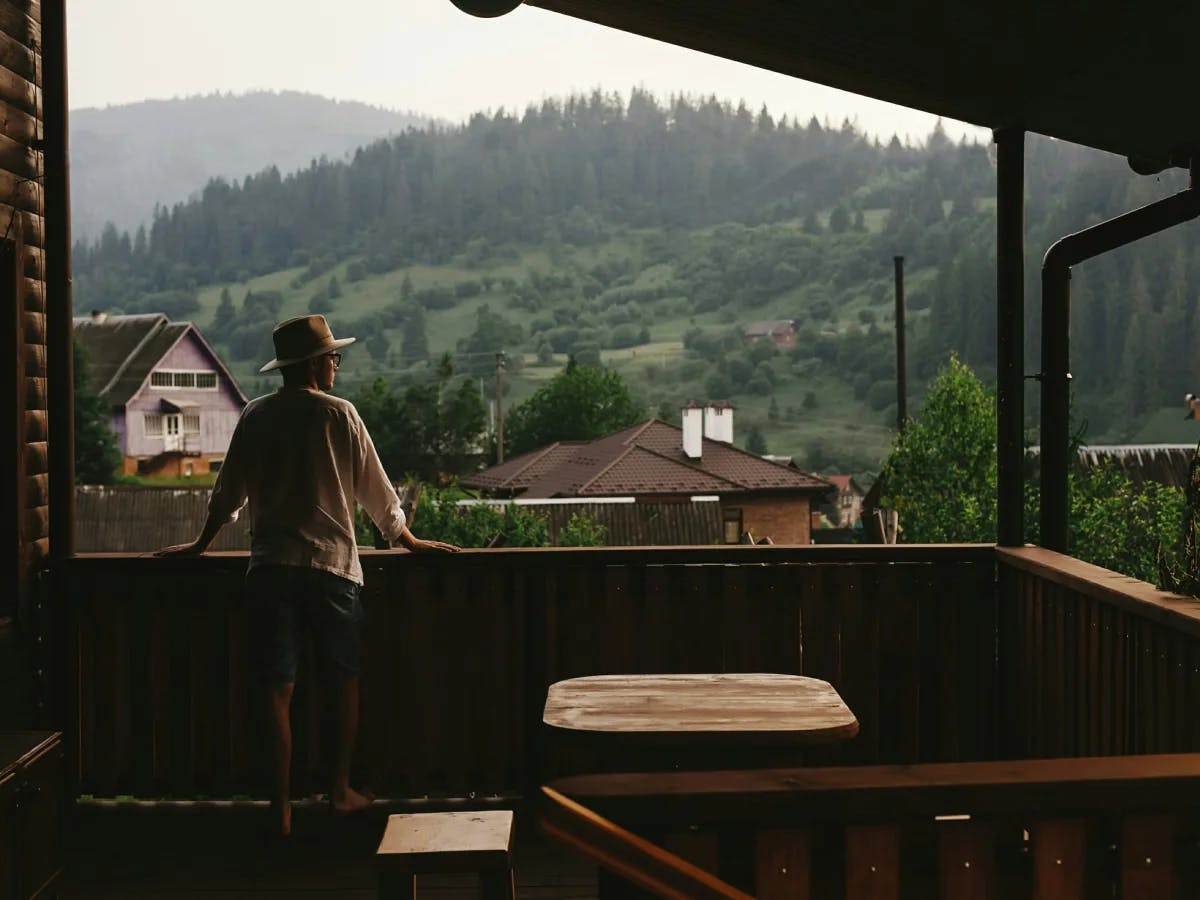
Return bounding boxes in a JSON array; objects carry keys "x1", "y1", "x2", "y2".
[{"x1": 71, "y1": 90, "x2": 439, "y2": 239}]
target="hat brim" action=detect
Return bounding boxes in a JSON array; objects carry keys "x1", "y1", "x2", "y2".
[{"x1": 259, "y1": 336, "x2": 356, "y2": 373}]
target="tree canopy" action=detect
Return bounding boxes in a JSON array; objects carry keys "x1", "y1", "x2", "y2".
[
  {"x1": 879, "y1": 354, "x2": 998, "y2": 543},
  {"x1": 880, "y1": 354, "x2": 1185, "y2": 584},
  {"x1": 505, "y1": 361, "x2": 645, "y2": 456},
  {"x1": 73, "y1": 340, "x2": 121, "y2": 484}
]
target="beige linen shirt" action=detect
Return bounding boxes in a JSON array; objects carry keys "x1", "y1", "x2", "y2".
[{"x1": 208, "y1": 386, "x2": 407, "y2": 585}]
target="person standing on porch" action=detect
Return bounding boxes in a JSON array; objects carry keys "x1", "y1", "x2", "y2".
[{"x1": 157, "y1": 314, "x2": 458, "y2": 837}]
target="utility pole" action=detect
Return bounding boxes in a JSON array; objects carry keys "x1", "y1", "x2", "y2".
[
  {"x1": 893, "y1": 255, "x2": 908, "y2": 433},
  {"x1": 495, "y1": 351, "x2": 505, "y2": 463}
]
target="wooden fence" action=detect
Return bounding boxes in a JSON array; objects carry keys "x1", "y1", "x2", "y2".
[
  {"x1": 60, "y1": 545, "x2": 996, "y2": 800},
  {"x1": 997, "y1": 547, "x2": 1200, "y2": 759}
]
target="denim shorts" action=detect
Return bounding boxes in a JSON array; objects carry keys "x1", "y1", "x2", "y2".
[{"x1": 245, "y1": 565, "x2": 364, "y2": 684}]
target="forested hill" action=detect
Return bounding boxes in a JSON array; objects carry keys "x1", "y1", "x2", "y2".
[
  {"x1": 74, "y1": 89, "x2": 1200, "y2": 464},
  {"x1": 71, "y1": 91, "x2": 435, "y2": 240}
]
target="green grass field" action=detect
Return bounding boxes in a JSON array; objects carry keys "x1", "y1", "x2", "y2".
[{"x1": 185, "y1": 214, "x2": 946, "y2": 477}]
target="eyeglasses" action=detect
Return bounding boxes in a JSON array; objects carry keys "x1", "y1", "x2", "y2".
[{"x1": 327, "y1": 352, "x2": 342, "y2": 370}]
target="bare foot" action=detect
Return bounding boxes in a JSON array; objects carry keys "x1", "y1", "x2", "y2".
[
  {"x1": 269, "y1": 800, "x2": 292, "y2": 837},
  {"x1": 330, "y1": 785, "x2": 373, "y2": 816}
]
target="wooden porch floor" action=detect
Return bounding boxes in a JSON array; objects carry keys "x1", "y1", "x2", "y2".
[{"x1": 61, "y1": 802, "x2": 597, "y2": 899}]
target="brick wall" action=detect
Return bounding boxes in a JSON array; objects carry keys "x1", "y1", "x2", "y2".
[{"x1": 727, "y1": 494, "x2": 812, "y2": 544}]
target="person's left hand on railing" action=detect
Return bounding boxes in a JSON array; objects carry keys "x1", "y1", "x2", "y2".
[{"x1": 405, "y1": 537, "x2": 460, "y2": 553}]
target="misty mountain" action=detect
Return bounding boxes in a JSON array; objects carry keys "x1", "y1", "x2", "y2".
[
  {"x1": 73, "y1": 90, "x2": 1200, "y2": 449},
  {"x1": 70, "y1": 90, "x2": 437, "y2": 240}
]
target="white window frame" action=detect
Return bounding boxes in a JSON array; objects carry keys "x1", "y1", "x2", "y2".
[
  {"x1": 181, "y1": 413, "x2": 201, "y2": 435},
  {"x1": 148, "y1": 369, "x2": 220, "y2": 391},
  {"x1": 143, "y1": 413, "x2": 164, "y2": 437}
]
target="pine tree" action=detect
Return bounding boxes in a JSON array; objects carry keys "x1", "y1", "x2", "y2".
[
  {"x1": 746, "y1": 425, "x2": 768, "y2": 456},
  {"x1": 402, "y1": 306, "x2": 429, "y2": 365}
]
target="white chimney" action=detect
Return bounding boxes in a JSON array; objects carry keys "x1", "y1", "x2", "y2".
[
  {"x1": 681, "y1": 402, "x2": 703, "y2": 459},
  {"x1": 90, "y1": 309, "x2": 108, "y2": 323},
  {"x1": 704, "y1": 401, "x2": 734, "y2": 443}
]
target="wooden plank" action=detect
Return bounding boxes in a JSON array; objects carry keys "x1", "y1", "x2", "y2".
[
  {"x1": 539, "y1": 786, "x2": 751, "y2": 900},
  {"x1": 797, "y1": 564, "x2": 840, "y2": 766},
  {"x1": 844, "y1": 824, "x2": 899, "y2": 900},
  {"x1": 954, "y1": 559, "x2": 996, "y2": 760},
  {"x1": 391, "y1": 566, "x2": 434, "y2": 792},
  {"x1": 125, "y1": 593, "x2": 155, "y2": 797},
  {"x1": 0, "y1": 66, "x2": 34, "y2": 116},
  {"x1": 21, "y1": 307, "x2": 42, "y2": 342},
  {"x1": 551, "y1": 754, "x2": 1200, "y2": 824},
  {"x1": 876, "y1": 561, "x2": 921, "y2": 763},
  {"x1": 754, "y1": 829, "x2": 810, "y2": 900},
  {"x1": 358, "y1": 561, "x2": 391, "y2": 794},
  {"x1": 937, "y1": 819, "x2": 994, "y2": 899},
  {"x1": 1085, "y1": 597, "x2": 1101, "y2": 755},
  {"x1": 1031, "y1": 819, "x2": 1086, "y2": 900},
  {"x1": 1121, "y1": 815, "x2": 1175, "y2": 900},
  {"x1": 662, "y1": 830, "x2": 720, "y2": 879},
  {"x1": 835, "y1": 563, "x2": 878, "y2": 765},
  {"x1": 0, "y1": 1, "x2": 39, "y2": 49},
  {"x1": 919, "y1": 562, "x2": 953, "y2": 761},
  {"x1": 997, "y1": 547, "x2": 1200, "y2": 639},
  {"x1": 0, "y1": 27, "x2": 35, "y2": 81}
]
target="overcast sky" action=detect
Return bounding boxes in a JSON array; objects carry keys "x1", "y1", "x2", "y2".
[{"x1": 68, "y1": 0, "x2": 988, "y2": 145}]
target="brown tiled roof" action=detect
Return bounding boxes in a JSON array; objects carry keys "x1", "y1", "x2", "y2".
[
  {"x1": 461, "y1": 442, "x2": 584, "y2": 491},
  {"x1": 73, "y1": 313, "x2": 248, "y2": 407},
  {"x1": 464, "y1": 419, "x2": 832, "y2": 498}
]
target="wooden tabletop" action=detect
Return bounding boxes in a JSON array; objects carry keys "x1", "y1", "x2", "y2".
[{"x1": 543, "y1": 673, "x2": 859, "y2": 748}]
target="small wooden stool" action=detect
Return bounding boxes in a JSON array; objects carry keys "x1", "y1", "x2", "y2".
[{"x1": 376, "y1": 810, "x2": 516, "y2": 900}]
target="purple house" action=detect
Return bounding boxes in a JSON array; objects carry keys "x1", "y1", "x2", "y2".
[{"x1": 74, "y1": 311, "x2": 248, "y2": 478}]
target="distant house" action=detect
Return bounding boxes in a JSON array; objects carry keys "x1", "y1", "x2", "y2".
[
  {"x1": 817, "y1": 474, "x2": 867, "y2": 529},
  {"x1": 74, "y1": 311, "x2": 248, "y2": 478},
  {"x1": 743, "y1": 319, "x2": 798, "y2": 350},
  {"x1": 462, "y1": 403, "x2": 832, "y2": 545}
]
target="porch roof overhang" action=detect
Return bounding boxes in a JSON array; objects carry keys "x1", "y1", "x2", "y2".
[{"x1": 526, "y1": 0, "x2": 1200, "y2": 169}]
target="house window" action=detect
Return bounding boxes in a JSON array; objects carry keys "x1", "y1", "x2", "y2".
[
  {"x1": 149, "y1": 369, "x2": 219, "y2": 390},
  {"x1": 210, "y1": 459, "x2": 223, "y2": 473},
  {"x1": 143, "y1": 413, "x2": 164, "y2": 436},
  {"x1": 723, "y1": 507, "x2": 743, "y2": 544},
  {"x1": 182, "y1": 414, "x2": 201, "y2": 434},
  {"x1": 183, "y1": 462, "x2": 194, "y2": 477}
]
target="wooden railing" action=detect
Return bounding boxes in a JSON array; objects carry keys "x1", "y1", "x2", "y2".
[
  {"x1": 549, "y1": 755, "x2": 1200, "y2": 898},
  {"x1": 996, "y1": 547, "x2": 1200, "y2": 759},
  {"x1": 59, "y1": 544, "x2": 995, "y2": 800}
]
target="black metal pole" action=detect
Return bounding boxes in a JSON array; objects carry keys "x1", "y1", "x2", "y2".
[
  {"x1": 43, "y1": 0, "x2": 75, "y2": 560},
  {"x1": 495, "y1": 351, "x2": 505, "y2": 463},
  {"x1": 893, "y1": 255, "x2": 907, "y2": 432},
  {"x1": 995, "y1": 128, "x2": 1025, "y2": 547},
  {"x1": 1040, "y1": 169, "x2": 1200, "y2": 552}
]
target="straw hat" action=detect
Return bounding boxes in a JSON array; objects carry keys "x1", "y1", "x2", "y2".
[{"x1": 259, "y1": 314, "x2": 356, "y2": 373}]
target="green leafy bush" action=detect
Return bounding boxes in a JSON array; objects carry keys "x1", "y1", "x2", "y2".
[{"x1": 557, "y1": 512, "x2": 606, "y2": 547}]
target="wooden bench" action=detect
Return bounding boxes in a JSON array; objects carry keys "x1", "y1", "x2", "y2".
[
  {"x1": 546, "y1": 754, "x2": 1200, "y2": 898},
  {"x1": 376, "y1": 810, "x2": 515, "y2": 900}
]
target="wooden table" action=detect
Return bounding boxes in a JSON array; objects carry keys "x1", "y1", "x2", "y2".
[{"x1": 543, "y1": 673, "x2": 858, "y2": 769}]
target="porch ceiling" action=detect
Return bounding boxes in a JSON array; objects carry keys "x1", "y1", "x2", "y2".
[{"x1": 527, "y1": 0, "x2": 1200, "y2": 170}]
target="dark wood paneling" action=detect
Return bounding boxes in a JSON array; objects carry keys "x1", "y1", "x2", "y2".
[
  {"x1": 998, "y1": 548, "x2": 1200, "y2": 760},
  {"x1": 64, "y1": 548, "x2": 996, "y2": 799}
]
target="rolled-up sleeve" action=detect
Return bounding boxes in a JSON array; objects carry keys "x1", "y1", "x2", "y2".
[{"x1": 352, "y1": 412, "x2": 407, "y2": 543}]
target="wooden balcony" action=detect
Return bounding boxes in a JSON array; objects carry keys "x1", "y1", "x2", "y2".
[{"x1": 47, "y1": 544, "x2": 1200, "y2": 897}]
